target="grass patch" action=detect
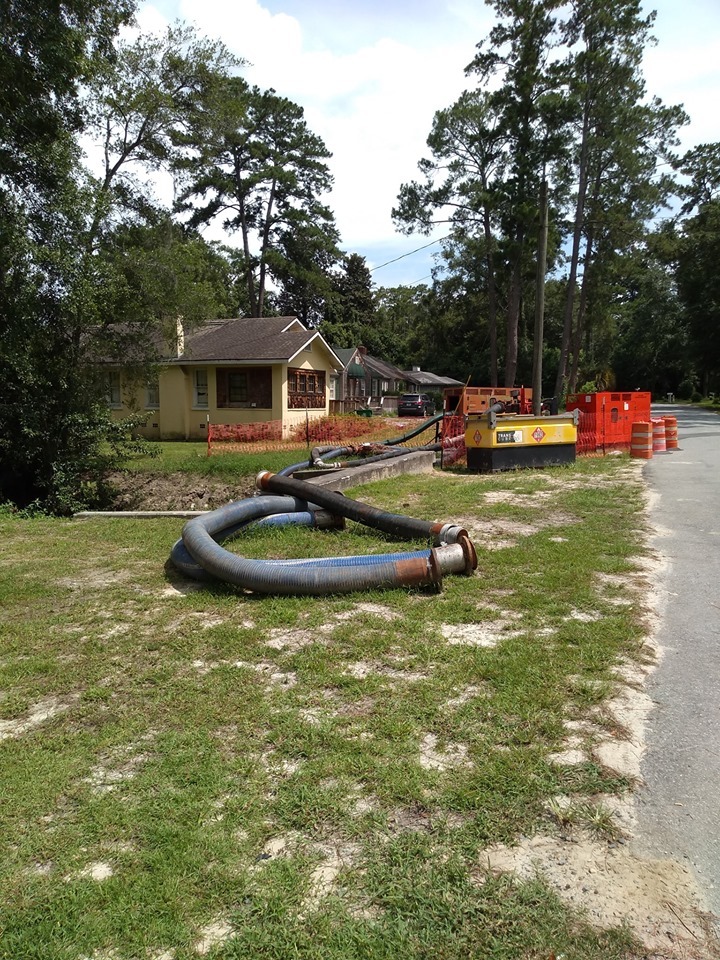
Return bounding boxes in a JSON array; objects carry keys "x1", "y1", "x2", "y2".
[{"x1": 0, "y1": 457, "x2": 653, "y2": 959}]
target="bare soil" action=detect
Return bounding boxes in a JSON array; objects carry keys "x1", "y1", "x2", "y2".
[{"x1": 106, "y1": 471, "x2": 255, "y2": 512}]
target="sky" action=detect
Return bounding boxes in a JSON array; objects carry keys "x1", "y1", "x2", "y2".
[{"x1": 135, "y1": 0, "x2": 720, "y2": 287}]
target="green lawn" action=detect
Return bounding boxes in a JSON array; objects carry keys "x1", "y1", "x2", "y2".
[
  {"x1": 123, "y1": 441, "x2": 315, "y2": 479},
  {"x1": 0, "y1": 457, "x2": 652, "y2": 959}
]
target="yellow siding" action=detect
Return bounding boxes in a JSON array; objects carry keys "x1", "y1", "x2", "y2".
[{"x1": 109, "y1": 336, "x2": 339, "y2": 440}]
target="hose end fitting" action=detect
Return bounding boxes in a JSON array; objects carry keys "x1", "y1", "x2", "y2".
[
  {"x1": 256, "y1": 470, "x2": 274, "y2": 490},
  {"x1": 457, "y1": 534, "x2": 477, "y2": 574}
]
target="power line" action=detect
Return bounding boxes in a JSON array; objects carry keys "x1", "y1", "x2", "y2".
[{"x1": 369, "y1": 235, "x2": 450, "y2": 272}]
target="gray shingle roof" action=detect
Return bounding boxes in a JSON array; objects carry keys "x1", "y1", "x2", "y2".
[{"x1": 179, "y1": 317, "x2": 339, "y2": 364}]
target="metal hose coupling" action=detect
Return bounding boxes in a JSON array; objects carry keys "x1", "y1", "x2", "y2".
[{"x1": 434, "y1": 523, "x2": 477, "y2": 575}]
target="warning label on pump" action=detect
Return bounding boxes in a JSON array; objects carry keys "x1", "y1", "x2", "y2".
[
  {"x1": 532, "y1": 427, "x2": 546, "y2": 443},
  {"x1": 497, "y1": 430, "x2": 523, "y2": 444}
]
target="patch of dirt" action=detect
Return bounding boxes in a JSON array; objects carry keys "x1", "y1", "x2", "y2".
[
  {"x1": 477, "y1": 837, "x2": 717, "y2": 958},
  {"x1": 419, "y1": 732, "x2": 470, "y2": 771},
  {"x1": 106, "y1": 471, "x2": 255, "y2": 511},
  {"x1": 0, "y1": 694, "x2": 78, "y2": 741},
  {"x1": 342, "y1": 660, "x2": 428, "y2": 682},
  {"x1": 441, "y1": 621, "x2": 522, "y2": 647},
  {"x1": 194, "y1": 917, "x2": 233, "y2": 956},
  {"x1": 69, "y1": 861, "x2": 114, "y2": 882}
]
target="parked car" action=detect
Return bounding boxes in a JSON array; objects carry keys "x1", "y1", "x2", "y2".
[{"x1": 397, "y1": 393, "x2": 435, "y2": 417}]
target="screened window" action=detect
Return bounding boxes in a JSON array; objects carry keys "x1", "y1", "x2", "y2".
[
  {"x1": 106, "y1": 371, "x2": 121, "y2": 408},
  {"x1": 228, "y1": 372, "x2": 248, "y2": 404},
  {"x1": 145, "y1": 379, "x2": 159, "y2": 408},
  {"x1": 193, "y1": 369, "x2": 208, "y2": 408}
]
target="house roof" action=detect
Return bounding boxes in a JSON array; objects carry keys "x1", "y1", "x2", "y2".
[
  {"x1": 403, "y1": 369, "x2": 464, "y2": 388},
  {"x1": 332, "y1": 347, "x2": 359, "y2": 368},
  {"x1": 362, "y1": 354, "x2": 407, "y2": 381},
  {"x1": 178, "y1": 317, "x2": 341, "y2": 367}
]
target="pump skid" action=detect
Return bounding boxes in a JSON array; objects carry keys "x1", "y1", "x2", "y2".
[{"x1": 465, "y1": 411, "x2": 578, "y2": 473}]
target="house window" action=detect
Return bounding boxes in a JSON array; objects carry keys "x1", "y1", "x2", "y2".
[
  {"x1": 382, "y1": 380, "x2": 389, "y2": 392},
  {"x1": 106, "y1": 371, "x2": 121, "y2": 408},
  {"x1": 228, "y1": 372, "x2": 248, "y2": 404},
  {"x1": 145, "y1": 379, "x2": 159, "y2": 408},
  {"x1": 287, "y1": 367, "x2": 326, "y2": 409},
  {"x1": 216, "y1": 367, "x2": 272, "y2": 408},
  {"x1": 371, "y1": 379, "x2": 379, "y2": 396},
  {"x1": 193, "y1": 370, "x2": 208, "y2": 408}
]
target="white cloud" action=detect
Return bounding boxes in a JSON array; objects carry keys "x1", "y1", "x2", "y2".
[
  {"x1": 141, "y1": 0, "x2": 482, "y2": 257},
  {"x1": 132, "y1": 0, "x2": 720, "y2": 283}
]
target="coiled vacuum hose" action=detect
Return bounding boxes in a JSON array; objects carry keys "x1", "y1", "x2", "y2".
[{"x1": 170, "y1": 475, "x2": 477, "y2": 596}]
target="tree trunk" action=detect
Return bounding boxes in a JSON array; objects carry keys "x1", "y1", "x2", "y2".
[
  {"x1": 568, "y1": 227, "x2": 595, "y2": 392},
  {"x1": 257, "y1": 177, "x2": 277, "y2": 318},
  {"x1": 234, "y1": 152, "x2": 257, "y2": 316},
  {"x1": 505, "y1": 228, "x2": 523, "y2": 387},
  {"x1": 483, "y1": 202, "x2": 499, "y2": 386},
  {"x1": 555, "y1": 94, "x2": 591, "y2": 398}
]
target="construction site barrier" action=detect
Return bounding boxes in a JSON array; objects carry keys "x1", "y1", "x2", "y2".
[
  {"x1": 663, "y1": 416, "x2": 679, "y2": 449},
  {"x1": 630, "y1": 421, "x2": 653, "y2": 460},
  {"x1": 652, "y1": 417, "x2": 667, "y2": 454},
  {"x1": 566, "y1": 391, "x2": 651, "y2": 452}
]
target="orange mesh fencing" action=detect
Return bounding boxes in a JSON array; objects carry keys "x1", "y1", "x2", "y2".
[
  {"x1": 207, "y1": 414, "x2": 446, "y2": 456},
  {"x1": 438, "y1": 414, "x2": 466, "y2": 467}
]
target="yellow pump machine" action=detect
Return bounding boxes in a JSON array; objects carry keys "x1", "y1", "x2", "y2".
[{"x1": 465, "y1": 402, "x2": 579, "y2": 473}]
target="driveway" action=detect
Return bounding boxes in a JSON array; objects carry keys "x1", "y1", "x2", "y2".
[{"x1": 634, "y1": 403, "x2": 720, "y2": 917}]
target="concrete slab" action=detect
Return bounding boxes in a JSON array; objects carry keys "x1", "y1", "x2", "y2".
[{"x1": 293, "y1": 451, "x2": 436, "y2": 492}]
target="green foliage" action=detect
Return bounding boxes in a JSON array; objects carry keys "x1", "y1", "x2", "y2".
[
  {"x1": 676, "y1": 197, "x2": 720, "y2": 391},
  {"x1": 175, "y1": 81, "x2": 340, "y2": 318},
  {"x1": 321, "y1": 253, "x2": 380, "y2": 349},
  {"x1": 0, "y1": 15, "x2": 242, "y2": 513},
  {"x1": 394, "y1": 0, "x2": 690, "y2": 395}
]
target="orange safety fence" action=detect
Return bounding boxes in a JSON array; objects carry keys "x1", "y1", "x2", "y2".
[
  {"x1": 438, "y1": 414, "x2": 466, "y2": 466},
  {"x1": 208, "y1": 413, "x2": 467, "y2": 461},
  {"x1": 576, "y1": 411, "x2": 599, "y2": 454}
]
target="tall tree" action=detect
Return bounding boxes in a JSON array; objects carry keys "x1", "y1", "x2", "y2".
[
  {"x1": 321, "y1": 254, "x2": 378, "y2": 349},
  {"x1": 394, "y1": 90, "x2": 505, "y2": 384},
  {"x1": 85, "y1": 24, "x2": 239, "y2": 242},
  {"x1": 176, "y1": 83, "x2": 338, "y2": 317},
  {"x1": 0, "y1": 0, "x2": 134, "y2": 188},
  {"x1": 466, "y1": 0, "x2": 572, "y2": 386},
  {"x1": 674, "y1": 142, "x2": 720, "y2": 392},
  {"x1": 0, "y1": 14, "x2": 245, "y2": 510},
  {"x1": 554, "y1": 0, "x2": 686, "y2": 395}
]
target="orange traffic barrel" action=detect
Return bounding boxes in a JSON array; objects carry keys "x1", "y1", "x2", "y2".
[
  {"x1": 663, "y1": 415, "x2": 678, "y2": 449},
  {"x1": 652, "y1": 417, "x2": 667, "y2": 453},
  {"x1": 630, "y1": 421, "x2": 653, "y2": 459}
]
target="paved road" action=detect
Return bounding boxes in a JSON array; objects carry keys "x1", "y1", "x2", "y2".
[{"x1": 634, "y1": 404, "x2": 720, "y2": 916}]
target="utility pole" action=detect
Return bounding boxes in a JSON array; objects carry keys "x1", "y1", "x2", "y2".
[{"x1": 532, "y1": 179, "x2": 549, "y2": 417}]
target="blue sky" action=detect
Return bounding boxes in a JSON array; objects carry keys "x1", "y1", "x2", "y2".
[{"x1": 136, "y1": 0, "x2": 720, "y2": 287}]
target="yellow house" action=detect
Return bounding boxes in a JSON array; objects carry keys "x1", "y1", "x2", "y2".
[{"x1": 107, "y1": 317, "x2": 343, "y2": 440}]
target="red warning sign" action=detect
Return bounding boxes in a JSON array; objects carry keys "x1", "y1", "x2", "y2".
[
  {"x1": 473, "y1": 430, "x2": 482, "y2": 445},
  {"x1": 532, "y1": 427, "x2": 546, "y2": 443}
]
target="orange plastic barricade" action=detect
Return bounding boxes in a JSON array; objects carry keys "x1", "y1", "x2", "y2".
[
  {"x1": 651, "y1": 417, "x2": 667, "y2": 453},
  {"x1": 630, "y1": 421, "x2": 653, "y2": 460},
  {"x1": 663, "y1": 415, "x2": 678, "y2": 450}
]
